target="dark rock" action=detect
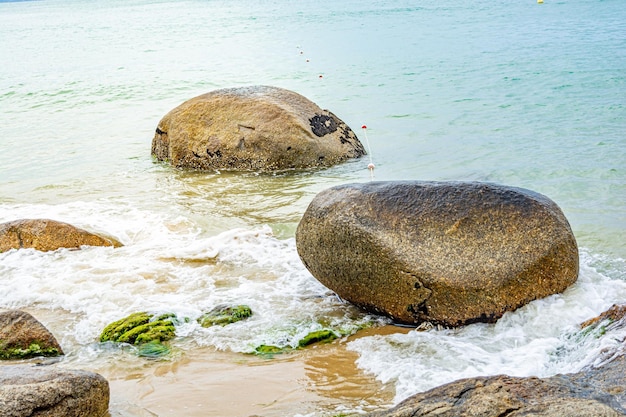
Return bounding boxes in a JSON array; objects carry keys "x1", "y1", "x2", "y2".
[
  {"x1": 0, "y1": 365, "x2": 109, "y2": 417},
  {"x1": 0, "y1": 310, "x2": 63, "y2": 360},
  {"x1": 151, "y1": 85, "x2": 365, "y2": 171},
  {"x1": 0, "y1": 219, "x2": 121, "y2": 252},
  {"x1": 296, "y1": 181, "x2": 579, "y2": 327}
]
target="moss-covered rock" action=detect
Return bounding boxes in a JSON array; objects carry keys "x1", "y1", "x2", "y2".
[
  {"x1": 253, "y1": 329, "x2": 339, "y2": 355},
  {"x1": 100, "y1": 312, "x2": 176, "y2": 345},
  {"x1": 0, "y1": 342, "x2": 62, "y2": 360},
  {"x1": 198, "y1": 305, "x2": 253, "y2": 328},
  {"x1": 298, "y1": 329, "x2": 338, "y2": 347},
  {"x1": 0, "y1": 310, "x2": 64, "y2": 360},
  {"x1": 254, "y1": 344, "x2": 285, "y2": 355}
]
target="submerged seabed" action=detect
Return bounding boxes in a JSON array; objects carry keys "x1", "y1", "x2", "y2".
[{"x1": 1, "y1": 0, "x2": 625, "y2": 415}]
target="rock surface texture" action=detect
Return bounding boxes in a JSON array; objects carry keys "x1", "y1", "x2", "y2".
[
  {"x1": 151, "y1": 85, "x2": 366, "y2": 171},
  {"x1": 0, "y1": 219, "x2": 121, "y2": 252},
  {"x1": 0, "y1": 310, "x2": 63, "y2": 360},
  {"x1": 366, "y1": 355, "x2": 626, "y2": 417},
  {"x1": 0, "y1": 365, "x2": 109, "y2": 417},
  {"x1": 296, "y1": 181, "x2": 579, "y2": 326}
]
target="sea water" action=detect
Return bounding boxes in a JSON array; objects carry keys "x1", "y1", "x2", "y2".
[{"x1": 0, "y1": 0, "x2": 625, "y2": 415}]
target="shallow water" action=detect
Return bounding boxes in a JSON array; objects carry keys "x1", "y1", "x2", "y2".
[{"x1": 1, "y1": 0, "x2": 625, "y2": 415}]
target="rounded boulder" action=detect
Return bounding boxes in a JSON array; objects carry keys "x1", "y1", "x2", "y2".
[
  {"x1": 151, "y1": 85, "x2": 366, "y2": 171},
  {"x1": 0, "y1": 365, "x2": 109, "y2": 417},
  {"x1": 0, "y1": 219, "x2": 121, "y2": 252},
  {"x1": 296, "y1": 181, "x2": 579, "y2": 327}
]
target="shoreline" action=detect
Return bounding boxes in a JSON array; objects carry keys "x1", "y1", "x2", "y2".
[
  {"x1": 103, "y1": 326, "x2": 408, "y2": 417},
  {"x1": 13, "y1": 307, "x2": 408, "y2": 416}
]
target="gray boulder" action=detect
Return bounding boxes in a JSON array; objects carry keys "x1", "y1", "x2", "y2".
[
  {"x1": 0, "y1": 365, "x2": 109, "y2": 417},
  {"x1": 151, "y1": 85, "x2": 366, "y2": 171},
  {"x1": 0, "y1": 219, "x2": 121, "y2": 252},
  {"x1": 0, "y1": 310, "x2": 63, "y2": 360},
  {"x1": 296, "y1": 181, "x2": 579, "y2": 327},
  {"x1": 366, "y1": 356, "x2": 626, "y2": 417}
]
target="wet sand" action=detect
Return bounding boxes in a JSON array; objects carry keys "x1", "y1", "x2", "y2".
[
  {"x1": 103, "y1": 326, "x2": 410, "y2": 417},
  {"x1": 11, "y1": 307, "x2": 410, "y2": 417}
]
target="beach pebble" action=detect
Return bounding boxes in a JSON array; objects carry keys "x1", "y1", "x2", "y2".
[
  {"x1": 296, "y1": 181, "x2": 579, "y2": 327},
  {"x1": 151, "y1": 85, "x2": 366, "y2": 171}
]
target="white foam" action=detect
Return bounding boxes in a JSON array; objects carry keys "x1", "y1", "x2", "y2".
[
  {"x1": 0, "y1": 200, "x2": 379, "y2": 357},
  {"x1": 347, "y1": 249, "x2": 626, "y2": 404}
]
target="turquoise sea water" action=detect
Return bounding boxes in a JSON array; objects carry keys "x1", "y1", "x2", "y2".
[{"x1": 1, "y1": 0, "x2": 625, "y2": 416}]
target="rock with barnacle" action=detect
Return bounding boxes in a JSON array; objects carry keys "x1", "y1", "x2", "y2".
[{"x1": 151, "y1": 85, "x2": 366, "y2": 171}]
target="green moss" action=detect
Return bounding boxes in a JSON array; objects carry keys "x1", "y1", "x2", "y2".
[
  {"x1": 137, "y1": 341, "x2": 171, "y2": 358},
  {"x1": 580, "y1": 321, "x2": 610, "y2": 339},
  {"x1": 254, "y1": 344, "x2": 285, "y2": 355},
  {"x1": 198, "y1": 305, "x2": 253, "y2": 328},
  {"x1": 0, "y1": 340, "x2": 62, "y2": 360},
  {"x1": 298, "y1": 329, "x2": 337, "y2": 347},
  {"x1": 100, "y1": 312, "x2": 151, "y2": 342},
  {"x1": 100, "y1": 312, "x2": 176, "y2": 345}
]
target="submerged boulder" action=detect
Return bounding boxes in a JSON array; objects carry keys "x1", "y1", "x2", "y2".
[
  {"x1": 151, "y1": 85, "x2": 366, "y2": 171},
  {"x1": 0, "y1": 219, "x2": 121, "y2": 252},
  {"x1": 296, "y1": 181, "x2": 579, "y2": 327},
  {"x1": 0, "y1": 365, "x2": 109, "y2": 417},
  {"x1": 0, "y1": 310, "x2": 64, "y2": 360}
]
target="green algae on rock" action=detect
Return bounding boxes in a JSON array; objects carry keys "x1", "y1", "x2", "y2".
[
  {"x1": 100, "y1": 312, "x2": 177, "y2": 345},
  {"x1": 136, "y1": 341, "x2": 171, "y2": 358},
  {"x1": 0, "y1": 341, "x2": 62, "y2": 360},
  {"x1": 254, "y1": 329, "x2": 339, "y2": 355},
  {"x1": 0, "y1": 310, "x2": 64, "y2": 360},
  {"x1": 254, "y1": 344, "x2": 286, "y2": 355},
  {"x1": 198, "y1": 305, "x2": 253, "y2": 328},
  {"x1": 298, "y1": 329, "x2": 338, "y2": 347}
]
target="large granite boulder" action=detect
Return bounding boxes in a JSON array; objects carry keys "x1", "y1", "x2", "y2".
[
  {"x1": 0, "y1": 365, "x2": 109, "y2": 417},
  {"x1": 0, "y1": 219, "x2": 121, "y2": 252},
  {"x1": 296, "y1": 181, "x2": 579, "y2": 327},
  {"x1": 0, "y1": 310, "x2": 63, "y2": 360},
  {"x1": 151, "y1": 85, "x2": 366, "y2": 171}
]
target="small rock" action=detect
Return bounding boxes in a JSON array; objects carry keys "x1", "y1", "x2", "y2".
[
  {"x1": 0, "y1": 310, "x2": 64, "y2": 360},
  {"x1": 0, "y1": 219, "x2": 121, "y2": 252},
  {"x1": 99, "y1": 312, "x2": 176, "y2": 345},
  {"x1": 198, "y1": 304, "x2": 253, "y2": 328}
]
